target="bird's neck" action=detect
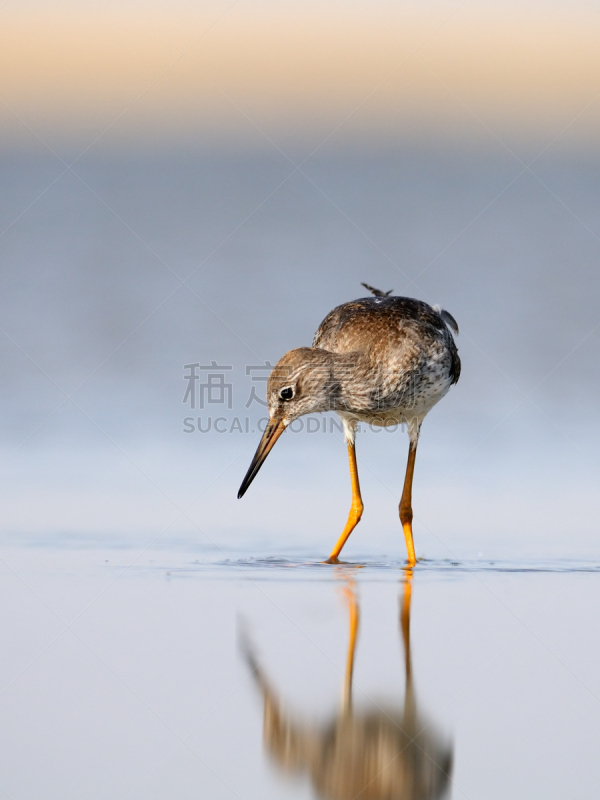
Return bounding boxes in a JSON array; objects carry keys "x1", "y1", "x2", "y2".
[{"x1": 328, "y1": 351, "x2": 371, "y2": 411}]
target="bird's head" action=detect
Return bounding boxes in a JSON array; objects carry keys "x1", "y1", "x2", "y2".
[
  {"x1": 238, "y1": 348, "x2": 336, "y2": 498},
  {"x1": 267, "y1": 347, "x2": 336, "y2": 423}
]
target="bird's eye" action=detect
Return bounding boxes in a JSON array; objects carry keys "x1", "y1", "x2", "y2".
[{"x1": 279, "y1": 387, "x2": 294, "y2": 401}]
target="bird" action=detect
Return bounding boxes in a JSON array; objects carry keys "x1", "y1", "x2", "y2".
[
  {"x1": 237, "y1": 285, "x2": 460, "y2": 565},
  {"x1": 241, "y1": 574, "x2": 453, "y2": 800}
]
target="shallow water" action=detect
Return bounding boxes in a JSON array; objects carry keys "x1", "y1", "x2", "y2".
[{"x1": 1, "y1": 537, "x2": 600, "y2": 800}]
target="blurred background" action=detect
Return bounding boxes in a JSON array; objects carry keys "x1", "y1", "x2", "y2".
[{"x1": 1, "y1": 0, "x2": 599, "y2": 560}]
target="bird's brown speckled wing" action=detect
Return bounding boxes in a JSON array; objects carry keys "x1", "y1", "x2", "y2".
[
  {"x1": 314, "y1": 297, "x2": 443, "y2": 349},
  {"x1": 313, "y1": 296, "x2": 460, "y2": 385}
]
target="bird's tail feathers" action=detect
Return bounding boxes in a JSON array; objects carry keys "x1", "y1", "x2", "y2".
[{"x1": 433, "y1": 304, "x2": 459, "y2": 334}]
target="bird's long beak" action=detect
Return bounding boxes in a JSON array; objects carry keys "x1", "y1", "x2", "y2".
[{"x1": 237, "y1": 418, "x2": 286, "y2": 498}]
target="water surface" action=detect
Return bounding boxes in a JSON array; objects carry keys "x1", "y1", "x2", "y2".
[{"x1": 1, "y1": 536, "x2": 599, "y2": 799}]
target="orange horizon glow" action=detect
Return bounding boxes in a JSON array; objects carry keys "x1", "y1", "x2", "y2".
[{"x1": 1, "y1": 8, "x2": 600, "y2": 145}]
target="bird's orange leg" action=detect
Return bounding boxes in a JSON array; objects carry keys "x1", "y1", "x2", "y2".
[
  {"x1": 399, "y1": 439, "x2": 418, "y2": 567},
  {"x1": 327, "y1": 440, "x2": 363, "y2": 563}
]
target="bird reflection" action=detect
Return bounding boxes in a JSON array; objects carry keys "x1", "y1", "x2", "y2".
[{"x1": 243, "y1": 572, "x2": 453, "y2": 799}]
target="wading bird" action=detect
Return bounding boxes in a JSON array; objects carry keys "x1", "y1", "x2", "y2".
[{"x1": 237, "y1": 286, "x2": 460, "y2": 564}]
